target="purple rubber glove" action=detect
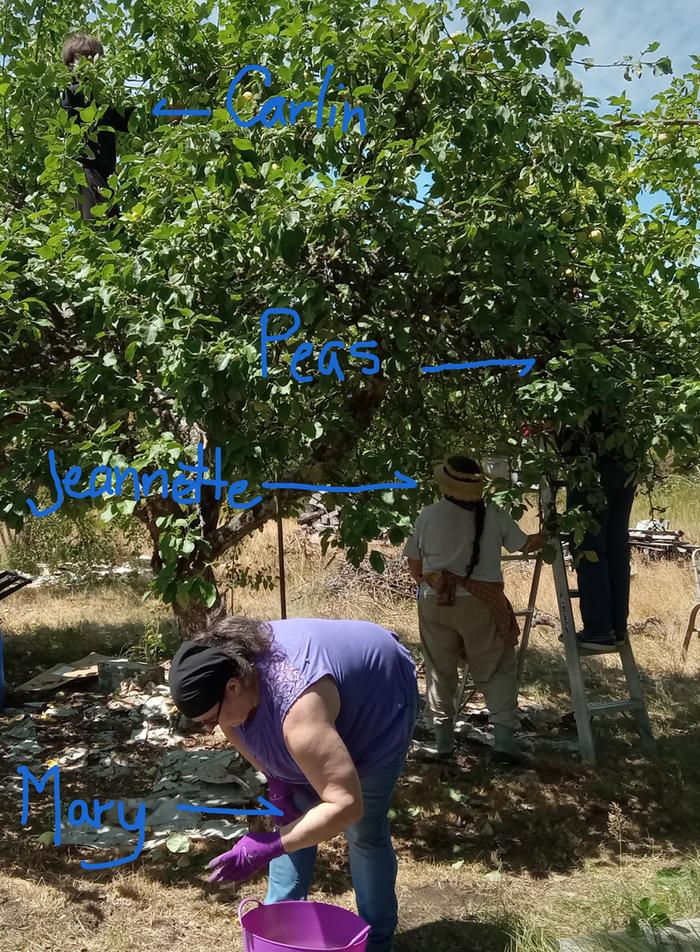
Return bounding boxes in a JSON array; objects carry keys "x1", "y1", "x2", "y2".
[
  {"x1": 267, "y1": 777, "x2": 304, "y2": 826},
  {"x1": 207, "y1": 831, "x2": 285, "y2": 884}
]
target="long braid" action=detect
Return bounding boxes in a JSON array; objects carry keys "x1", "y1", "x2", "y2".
[
  {"x1": 465, "y1": 499, "x2": 486, "y2": 578},
  {"x1": 442, "y1": 451, "x2": 487, "y2": 579}
]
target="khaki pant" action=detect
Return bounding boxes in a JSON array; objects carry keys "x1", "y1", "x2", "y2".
[{"x1": 418, "y1": 595, "x2": 519, "y2": 730}]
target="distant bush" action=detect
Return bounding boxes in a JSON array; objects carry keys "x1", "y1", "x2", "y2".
[{"x1": 2, "y1": 493, "x2": 147, "y2": 575}]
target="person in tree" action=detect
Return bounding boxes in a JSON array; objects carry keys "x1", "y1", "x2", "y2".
[
  {"x1": 60, "y1": 34, "x2": 134, "y2": 220},
  {"x1": 168, "y1": 614, "x2": 419, "y2": 952},
  {"x1": 554, "y1": 412, "x2": 640, "y2": 651},
  {"x1": 403, "y1": 455, "x2": 545, "y2": 764}
]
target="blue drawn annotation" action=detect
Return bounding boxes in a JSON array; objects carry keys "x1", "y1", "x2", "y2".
[
  {"x1": 260, "y1": 308, "x2": 534, "y2": 382},
  {"x1": 24, "y1": 446, "x2": 417, "y2": 518},
  {"x1": 153, "y1": 64, "x2": 367, "y2": 135},
  {"x1": 17, "y1": 764, "x2": 283, "y2": 871}
]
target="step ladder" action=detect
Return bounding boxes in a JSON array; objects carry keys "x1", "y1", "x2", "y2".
[
  {"x1": 456, "y1": 482, "x2": 655, "y2": 765},
  {"x1": 682, "y1": 549, "x2": 700, "y2": 658},
  {"x1": 542, "y1": 480, "x2": 655, "y2": 765}
]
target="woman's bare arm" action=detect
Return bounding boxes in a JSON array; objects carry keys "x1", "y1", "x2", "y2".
[
  {"x1": 520, "y1": 531, "x2": 547, "y2": 554},
  {"x1": 407, "y1": 557, "x2": 423, "y2": 583},
  {"x1": 277, "y1": 676, "x2": 363, "y2": 852}
]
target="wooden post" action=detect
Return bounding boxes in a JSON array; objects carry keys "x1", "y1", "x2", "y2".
[{"x1": 276, "y1": 491, "x2": 287, "y2": 619}]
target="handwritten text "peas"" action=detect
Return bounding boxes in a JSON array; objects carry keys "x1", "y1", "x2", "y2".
[{"x1": 260, "y1": 308, "x2": 380, "y2": 383}]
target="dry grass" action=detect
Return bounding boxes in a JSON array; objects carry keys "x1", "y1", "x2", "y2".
[
  {"x1": 0, "y1": 579, "x2": 174, "y2": 687},
  {"x1": 1, "y1": 513, "x2": 700, "y2": 952}
]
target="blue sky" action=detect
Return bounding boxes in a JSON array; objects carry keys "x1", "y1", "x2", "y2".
[
  {"x1": 418, "y1": 0, "x2": 697, "y2": 208},
  {"x1": 528, "y1": 0, "x2": 696, "y2": 110}
]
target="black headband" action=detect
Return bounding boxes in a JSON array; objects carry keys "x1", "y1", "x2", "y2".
[{"x1": 168, "y1": 640, "x2": 236, "y2": 718}]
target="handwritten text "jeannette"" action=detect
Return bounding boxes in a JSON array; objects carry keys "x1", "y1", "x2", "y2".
[
  {"x1": 25, "y1": 446, "x2": 418, "y2": 518},
  {"x1": 27, "y1": 446, "x2": 262, "y2": 519}
]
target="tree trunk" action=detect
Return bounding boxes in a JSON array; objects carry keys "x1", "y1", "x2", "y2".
[{"x1": 171, "y1": 564, "x2": 227, "y2": 638}]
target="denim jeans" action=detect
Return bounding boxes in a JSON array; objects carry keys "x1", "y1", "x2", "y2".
[
  {"x1": 567, "y1": 458, "x2": 637, "y2": 639},
  {"x1": 265, "y1": 691, "x2": 418, "y2": 952}
]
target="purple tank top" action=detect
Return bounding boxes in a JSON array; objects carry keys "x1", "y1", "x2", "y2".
[{"x1": 234, "y1": 618, "x2": 418, "y2": 783}]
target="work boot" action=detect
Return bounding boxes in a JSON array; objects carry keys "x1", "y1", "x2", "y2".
[
  {"x1": 492, "y1": 724, "x2": 533, "y2": 767},
  {"x1": 433, "y1": 723, "x2": 456, "y2": 757}
]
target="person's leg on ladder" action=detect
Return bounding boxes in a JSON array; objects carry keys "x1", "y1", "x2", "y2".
[{"x1": 418, "y1": 597, "x2": 463, "y2": 754}]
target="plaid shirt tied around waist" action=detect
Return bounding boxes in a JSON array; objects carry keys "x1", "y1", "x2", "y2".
[{"x1": 422, "y1": 570, "x2": 521, "y2": 647}]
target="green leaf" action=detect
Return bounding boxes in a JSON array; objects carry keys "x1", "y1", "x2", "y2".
[
  {"x1": 232, "y1": 137, "x2": 255, "y2": 152},
  {"x1": 369, "y1": 550, "x2": 385, "y2": 573},
  {"x1": 279, "y1": 228, "x2": 303, "y2": 266},
  {"x1": 78, "y1": 102, "x2": 97, "y2": 123},
  {"x1": 382, "y1": 72, "x2": 399, "y2": 91},
  {"x1": 165, "y1": 833, "x2": 190, "y2": 854},
  {"x1": 388, "y1": 526, "x2": 404, "y2": 545}
]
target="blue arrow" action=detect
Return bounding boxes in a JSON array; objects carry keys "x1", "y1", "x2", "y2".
[
  {"x1": 420, "y1": 357, "x2": 536, "y2": 377},
  {"x1": 176, "y1": 796, "x2": 284, "y2": 818},
  {"x1": 261, "y1": 470, "x2": 418, "y2": 493},
  {"x1": 152, "y1": 97, "x2": 212, "y2": 118}
]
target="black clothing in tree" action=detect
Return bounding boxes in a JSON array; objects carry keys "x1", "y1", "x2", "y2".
[
  {"x1": 567, "y1": 458, "x2": 636, "y2": 640},
  {"x1": 60, "y1": 80, "x2": 134, "y2": 219},
  {"x1": 559, "y1": 413, "x2": 639, "y2": 641}
]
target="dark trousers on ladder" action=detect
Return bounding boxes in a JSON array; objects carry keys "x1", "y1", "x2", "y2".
[
  {"x1": 77, "y1": 167, "x2": 121, "y2": 221},
  {"x1": 567, "y1": 459, "x2": 636, "y2": 640}
]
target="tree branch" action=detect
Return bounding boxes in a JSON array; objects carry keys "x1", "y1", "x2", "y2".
[{"x1": 207, "y1": 374, "x2": 390, "y2": 561}]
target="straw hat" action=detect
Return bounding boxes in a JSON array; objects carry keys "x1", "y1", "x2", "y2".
[{"x1": 433, "y1": 458, "x2": 486, "y2": 501}]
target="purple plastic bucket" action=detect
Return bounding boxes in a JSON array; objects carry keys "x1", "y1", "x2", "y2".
[{"x1": 238, "y1": 899, "x2": 371, "y2": 952}]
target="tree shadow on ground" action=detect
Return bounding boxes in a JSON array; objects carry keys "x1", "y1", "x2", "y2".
[
  {"x1": 395, "y1": 917, "x2": 510, "y2": 952},
  {"x1": 2, "y1": 620, "x2": 153, "y2": 692},
  {"x1": 391, "y1": 642, "x2": 700, "y2": 878},
  {"x1": 2, "y1": 623, "x2": 700, "y2": 904}
]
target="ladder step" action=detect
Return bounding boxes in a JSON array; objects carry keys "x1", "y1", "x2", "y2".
[
  {"x1": 587, "y1": 699, "x2": 644, "y2": 714},
  {"x1": 514, "y1": 610, "x2": 532, "y2": 617},
  {"x1": 578, "y1": 644, "x2": 620, "y2": 656},
  {"x1": 568, "y1": 589, "x2": 580, "y2": 598}
]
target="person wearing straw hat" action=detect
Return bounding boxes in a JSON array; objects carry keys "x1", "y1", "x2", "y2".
[
  {"x1": 168, "y1": 614, "x2": 419, "y2": 952},
  {"x1": 403, "y1": 454, "x2": 545, "y2": 764}
]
